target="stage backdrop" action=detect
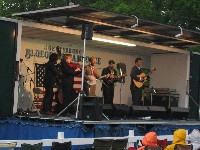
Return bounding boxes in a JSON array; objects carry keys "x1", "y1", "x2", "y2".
[
  {"x1": 19, "y1": 38, "x2": 151, "y2": 110},
  {"x1": 151, "y1": 53, "x2": 189, "y2": 108}
]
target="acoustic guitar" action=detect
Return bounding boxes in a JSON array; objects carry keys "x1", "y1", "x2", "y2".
[{"x1": 133, "y1": 68, "x2": 156, "y2": 88}]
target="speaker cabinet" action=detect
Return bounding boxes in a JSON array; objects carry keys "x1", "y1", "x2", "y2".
[
  {"x1": 143, "y1": 96, "x2": 152, "y2": 106},
  {"x1": 103, "y1": 104, "x2": 114, "y2": 118},
  {"x1": 167, "y1": 107, "x2": 189, "y2": 120},
  {"x1": 112, "y1": 104, "x2": 130, "y2": 118},
  {"x1": 81, "y1": 24, "x2": 93, "y2": 40},
  {"x1": 79, "y1": 96, "x2": 103, "y2": 121},
  {"x1": 148, "y1": 106, "x2": 167, "y2": 119},
  {"x1": 130, "y1": 105, "x2": 149, "y2": 118},
  {"x1": 152, "y1": 94, "x2": 179, "y2": 107}
]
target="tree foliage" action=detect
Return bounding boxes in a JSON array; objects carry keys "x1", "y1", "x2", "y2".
[
  {"x1": 88, "y1": 0, "x2": 200, "y2": 32},
  {"x1": 1, "y1": 0, "x2": 200, "y2": 31},
  {"x1": 0, "y1": 0, "x2": 200, "y2": 51}
]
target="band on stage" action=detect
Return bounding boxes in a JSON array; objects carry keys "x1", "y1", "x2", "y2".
[{"x1": 43, "y1": 53, "x2": 150, "y2": 115}]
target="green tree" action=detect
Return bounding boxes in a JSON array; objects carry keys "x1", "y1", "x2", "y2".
[
  {"x1": 0, "y1": 0, "x2": 200, "y2": 51},
  {"x1": 1, "y1": 0, "x2": 200, "y2": 32},
  {"x1": 0, "y1": 0, "x2": 69, "y2": 17}
]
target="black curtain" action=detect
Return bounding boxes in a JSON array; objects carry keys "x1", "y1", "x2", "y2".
[
  {"x1": 0, "y1": 20, "x2": 17, "y2": 117},
  {"x1": 188, "y1": 53, "x2": 200, "y2": 119}
]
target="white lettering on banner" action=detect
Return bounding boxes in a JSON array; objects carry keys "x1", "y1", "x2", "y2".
[
  {"x1": 25, "y1": 48, "x2": 52, "y2": 59},
  {"x1": 25, "y1": 44, "x2": 101, "y2": 64}
]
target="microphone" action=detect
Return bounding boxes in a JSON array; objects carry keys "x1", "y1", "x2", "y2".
[
  {"x1": 27, "y1": 67, "x2": 32, "y2": 73},
  {"x1": 30, "y1": 78, "x2": 34, "y2": 84},
  {"x1": 20, "y1": 58, "x2": 23, "y2": 62},
  {"x1": 19, "y1": 75, "x2": 24, "y2": 79},
  {"x1": 119, "y1": 68, "x2": 123, "y2": 76},
  {"x1": 85, "y1": 60, "x2": 90, "y2": 64},
  {"x1": 151, "y1": 86, "x2": 156, "y2": 94},
  {"x1": 153, "y1": 89, "x2": 156, "y2": 94}
]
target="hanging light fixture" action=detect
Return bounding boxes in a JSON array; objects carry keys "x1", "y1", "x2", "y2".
[
  {"x1": 175, "y1": 26, "x2": 183, "y2": 38},
  {"x1": 92, "y1": 37, "x2": 136, "y2": 46}
]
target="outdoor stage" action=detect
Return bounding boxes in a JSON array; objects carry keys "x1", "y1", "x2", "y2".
[
  {"x1": 1, "y1": 4, "x2": 200, "y2": 150},
  {"x1": 0, "y1": 114, "x2": 200, "y2": 150}
]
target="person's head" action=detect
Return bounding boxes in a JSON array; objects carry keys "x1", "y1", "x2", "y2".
[
  {"x1": 64, "y1": 54, "x2": 72, "y2": 63},
  {"x1": 135, "y1": 57, "x2": 142, "y2": 67},
  {"x1": 108, "y1": 60, "x2": 115, "y2": 69},
  {"x1": 49, "y1": 53, "x2": 58, "y2": 64},
  {"x1": 188, "y1": 129, "x2": 200, "y2": 143},
  {"x1": 89, "y1": 56, "x2": 97, "y2": 66},
  {"x1": 142, "y1": 132, "x2": 157, "y2": 146},
  {"x1": 173, "y1": 129, "x2": 186, "y2": 144}
]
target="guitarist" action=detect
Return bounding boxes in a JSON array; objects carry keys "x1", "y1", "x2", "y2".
[
  {"x1": 101, "y1": 60, "x2": 118, "y2": 104},
  {"x1": 130, "y1": 57, "x2": 144, "y2": 105},
  {"x1": 84, "y1": 56, "x2": 100, "y2": 96}
]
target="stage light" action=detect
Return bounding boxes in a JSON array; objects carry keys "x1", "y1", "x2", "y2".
[
  {"x1": 92, "y1": 37, "x2": 136, "y2": 47},
  {"x1": 175, "y1": 34, "x2": 182, "y2": 38},
  {"x1": 131, "y1": 24, "x2": 138, "y2": 28},
  {"x1": 131, "y1": 15, "x2": 138, "y2": 28},
  {"x1": 196, "y1": 27, "x2": 200, "y2": 31},
  {"x1": 175, "y1": 26, "x2": 183, "y2": 38}
]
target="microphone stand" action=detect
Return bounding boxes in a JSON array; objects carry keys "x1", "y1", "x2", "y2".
[
  {"x1": 18, "y1": 79, "x2": 42, "y2": 117},
  {"x1": 186, "y1": 92, "x2": 200, "y2": 119},
  {"x1": 99, "y1": 78, "x2": 109, "y2": 89},
  {"x1": 57, "y1": 29, "x2": 87, "y2": 118},
  {"x1": 100, "y1": 78, "x2": 109, "y2": 104},
  {"x1": 119, "y1": 68, "x2": 123, "y2": 105},
  {"x1": 99, "y1": 78, "x2": 110, "y2": 120},
  {"x1": 119, "y1": 77, "x2": 123, "y2": 105},
  {"x1": 186, "y1": 92, "x2": 200, "y2": 109},
  {"x1": 185, "y1": 80, "x2": 200, "y2": 119}
]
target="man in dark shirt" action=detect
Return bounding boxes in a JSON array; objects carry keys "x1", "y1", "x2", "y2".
[
  {"x1": 130, "y1": 57, "x2": 144, "y2": 105},
  {"x1": 43, "y1": 53, "x2": 62, "y2": 115},
  {"x1": 101, "y1": 60, "x2": 118, "y2": 104},
  {"x1": 61, "y1": 54, "x2": 81, "y2": 114}
]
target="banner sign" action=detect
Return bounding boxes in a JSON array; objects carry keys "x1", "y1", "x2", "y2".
[{"x1": 25, "y1": 44, "x2": 102, "y2": 64}]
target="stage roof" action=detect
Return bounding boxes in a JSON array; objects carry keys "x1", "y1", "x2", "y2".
[{"x1": 12, "y1": 4, "x2": 200, "y2": 51}]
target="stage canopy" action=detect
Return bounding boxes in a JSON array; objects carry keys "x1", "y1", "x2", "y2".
[{"x1": 12, "y1": 4, "x2": 200, "y2": 53}]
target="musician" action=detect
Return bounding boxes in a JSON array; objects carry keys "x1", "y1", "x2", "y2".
[
  {"x1": 43, "y1": 53, "x2": 62, "y2": 115},
  {"x1": 84, "y1": 56, "x2": 100, "y2": 96},
  {"x1": 101, "y1": 60, "x2": 118, "y2": 104},
  {"x1": 61, "y1": 54, "x2": 81, "y2": 114},
  {"x1": 130, "y1": 57, "x2": 143, "y2": 105}
]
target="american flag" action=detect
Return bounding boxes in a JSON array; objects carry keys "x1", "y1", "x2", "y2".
[{"x1": 35, "y1": 63, "x2": 45, "y2": 87}]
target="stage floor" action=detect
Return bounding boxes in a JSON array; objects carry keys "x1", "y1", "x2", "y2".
[
  {"x1": 15, "y1": 114, "x2": 200, "y2": 126},
  {"x1": 1, "y1": 114, "x2": 200, "y2": 150}
]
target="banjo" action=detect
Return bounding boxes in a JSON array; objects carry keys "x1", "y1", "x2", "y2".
[{"x1": 87, "y1": 74, "x2": 110, "y2": 86}]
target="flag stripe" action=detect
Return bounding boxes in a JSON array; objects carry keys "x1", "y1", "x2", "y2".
[{"x1": 74, "y1": 81, "x2": 82, "y2": 84}]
